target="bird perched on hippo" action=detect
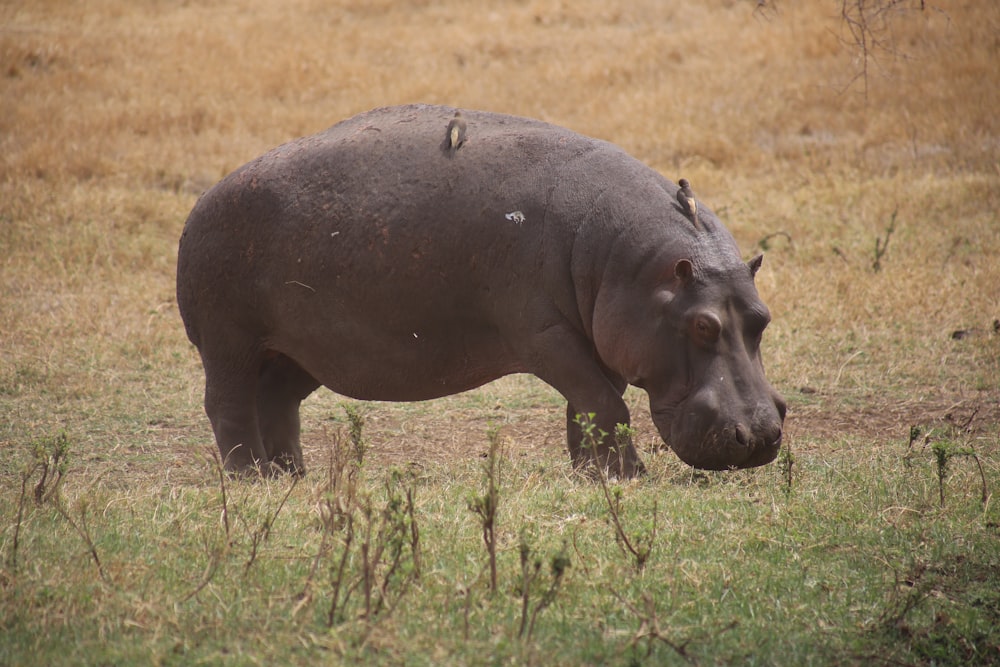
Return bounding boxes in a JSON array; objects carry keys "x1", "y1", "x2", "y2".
[
  {"x1": 444, "y1": 110, "x2": 466, "y2": 154},
  {"x1": 676, "y1": 178, "x2": 699, "y2": 228},
  {"x1": 176, "y1": 104, "x2": 786, "y2": 478}
]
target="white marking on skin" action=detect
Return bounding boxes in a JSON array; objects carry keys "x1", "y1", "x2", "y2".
[
  {"x1": 331, "y1": 231, "x2": 340, "y2": 237},
  {"x1": 284, "y1": 280, "x2": 316, "y2": 292},
  {"x1": 413, "y1": 332, "x2": 419, "y2": 339},
  {"x1": 505, "y1": 211, "x2": 526, "y2": 224}
]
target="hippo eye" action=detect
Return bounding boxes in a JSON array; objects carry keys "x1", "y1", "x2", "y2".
[{"x1": 691, "y1": 312, "x2": 721, "y2": 346}]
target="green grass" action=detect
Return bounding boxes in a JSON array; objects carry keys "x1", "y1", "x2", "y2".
[{"x1": 2, "y1": 431, "x2": 997, "y2": 666}]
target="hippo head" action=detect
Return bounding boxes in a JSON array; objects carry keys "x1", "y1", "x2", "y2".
[
  {"x1": 653, "y1": 255, "x2": 786, "y2": 469},
  {"x1": 594, "y1": 251, "x2": 786, "y2": 470}
]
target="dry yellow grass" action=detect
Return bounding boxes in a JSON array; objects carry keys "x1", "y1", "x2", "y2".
[
  {"x1": 4, "y1": 0, "x2": 998, "y2": 181},
  {"x1": 1, "y1": 0, "x2": 998, "y2": 473}
]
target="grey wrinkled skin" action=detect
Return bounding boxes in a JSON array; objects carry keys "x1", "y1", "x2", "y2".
[{"x1": 176, "y1": 104, "x2": 786, "y2": 477}]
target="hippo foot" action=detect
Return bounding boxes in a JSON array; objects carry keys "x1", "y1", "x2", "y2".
[
  {"x1": 222, "y1": 457, "x2": 305, "y2": 480},
  {"x1": 268, "y1": 454, "x2": 306, "y2": 478},
  {"x1": 571, "y1": 449, "x2": 647, "y2": 481}
]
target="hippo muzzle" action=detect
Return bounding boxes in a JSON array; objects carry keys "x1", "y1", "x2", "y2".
[{"x1": 654, "y1": 383, "x2": 787, "y2": 470}]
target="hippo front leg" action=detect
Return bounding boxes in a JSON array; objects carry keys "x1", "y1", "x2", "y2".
[
  {"x1": 565, "y1": 401, "x2": 646, "y2": 479},
  {"x1": 529, "y1": 325, "x2": 645, "y2": 478}
]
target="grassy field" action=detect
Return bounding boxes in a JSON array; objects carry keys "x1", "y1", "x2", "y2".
[{"x1": 2, "y1": 0, "x2": 999, "y2": 664}]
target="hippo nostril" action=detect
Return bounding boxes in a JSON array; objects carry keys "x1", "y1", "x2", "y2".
[
  {"x1": 769, "y1": 424, "x2": 783, "y2": 448},
  {"x1": 735, "y1": 423, "x2": 750, "y2": 447}
]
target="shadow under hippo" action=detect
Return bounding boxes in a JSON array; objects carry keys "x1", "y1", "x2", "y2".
[{"x1": 176, "y1": 104, "x2": 786, "y2": 477}]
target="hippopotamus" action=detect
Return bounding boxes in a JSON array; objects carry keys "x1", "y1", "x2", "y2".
[{"x1": 176, "y1": 104, "x2": 785, "y2": 477}]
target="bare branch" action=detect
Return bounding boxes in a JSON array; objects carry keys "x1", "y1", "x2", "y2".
[{"x1": 836, "y1": 0, "x2": 934, "y2": 104}]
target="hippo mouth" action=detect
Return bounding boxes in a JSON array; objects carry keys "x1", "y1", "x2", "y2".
[
  {"x1": 686, "y1": 428, "x2": 782, "y2": 470},
  {"x1": 652, "y1": 407, "x2": 783, "y2": 471}
]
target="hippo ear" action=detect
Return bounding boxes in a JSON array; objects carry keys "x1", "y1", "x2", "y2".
[
  {"x1": 748, "y1": 254, "x2": 764, "y2": 278},
  {"x1": 674, "y1": 259, "x2": 694, "y2": 286}
]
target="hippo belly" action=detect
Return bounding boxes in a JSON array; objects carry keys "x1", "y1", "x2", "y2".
[{"x1": 268, "y1": 311, "x2": 527, "y2": 402}]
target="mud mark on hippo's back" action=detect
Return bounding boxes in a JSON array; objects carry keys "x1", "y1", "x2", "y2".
[{"x1": 505, "y1": 211, "x2": 526, "y2": 225}]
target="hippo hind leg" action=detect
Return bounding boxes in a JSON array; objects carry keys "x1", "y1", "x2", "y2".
[
  {"x1": 257, "y1": 353, "x2": 321, "y2": 476},
  {"x1": 200, "y1": 341, "x2": 269, "y2": 474}
]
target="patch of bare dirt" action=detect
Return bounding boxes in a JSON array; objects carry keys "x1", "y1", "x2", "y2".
[
  {"x1": 302, "y1": 404, "x2": 569, "y2": 471},
  {"x1": 300, "y1": 389, "x2": 1000, "y2": 470},
  {"x1": 785, "y1": 390, "x2": 1000, "y2": 444}
]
